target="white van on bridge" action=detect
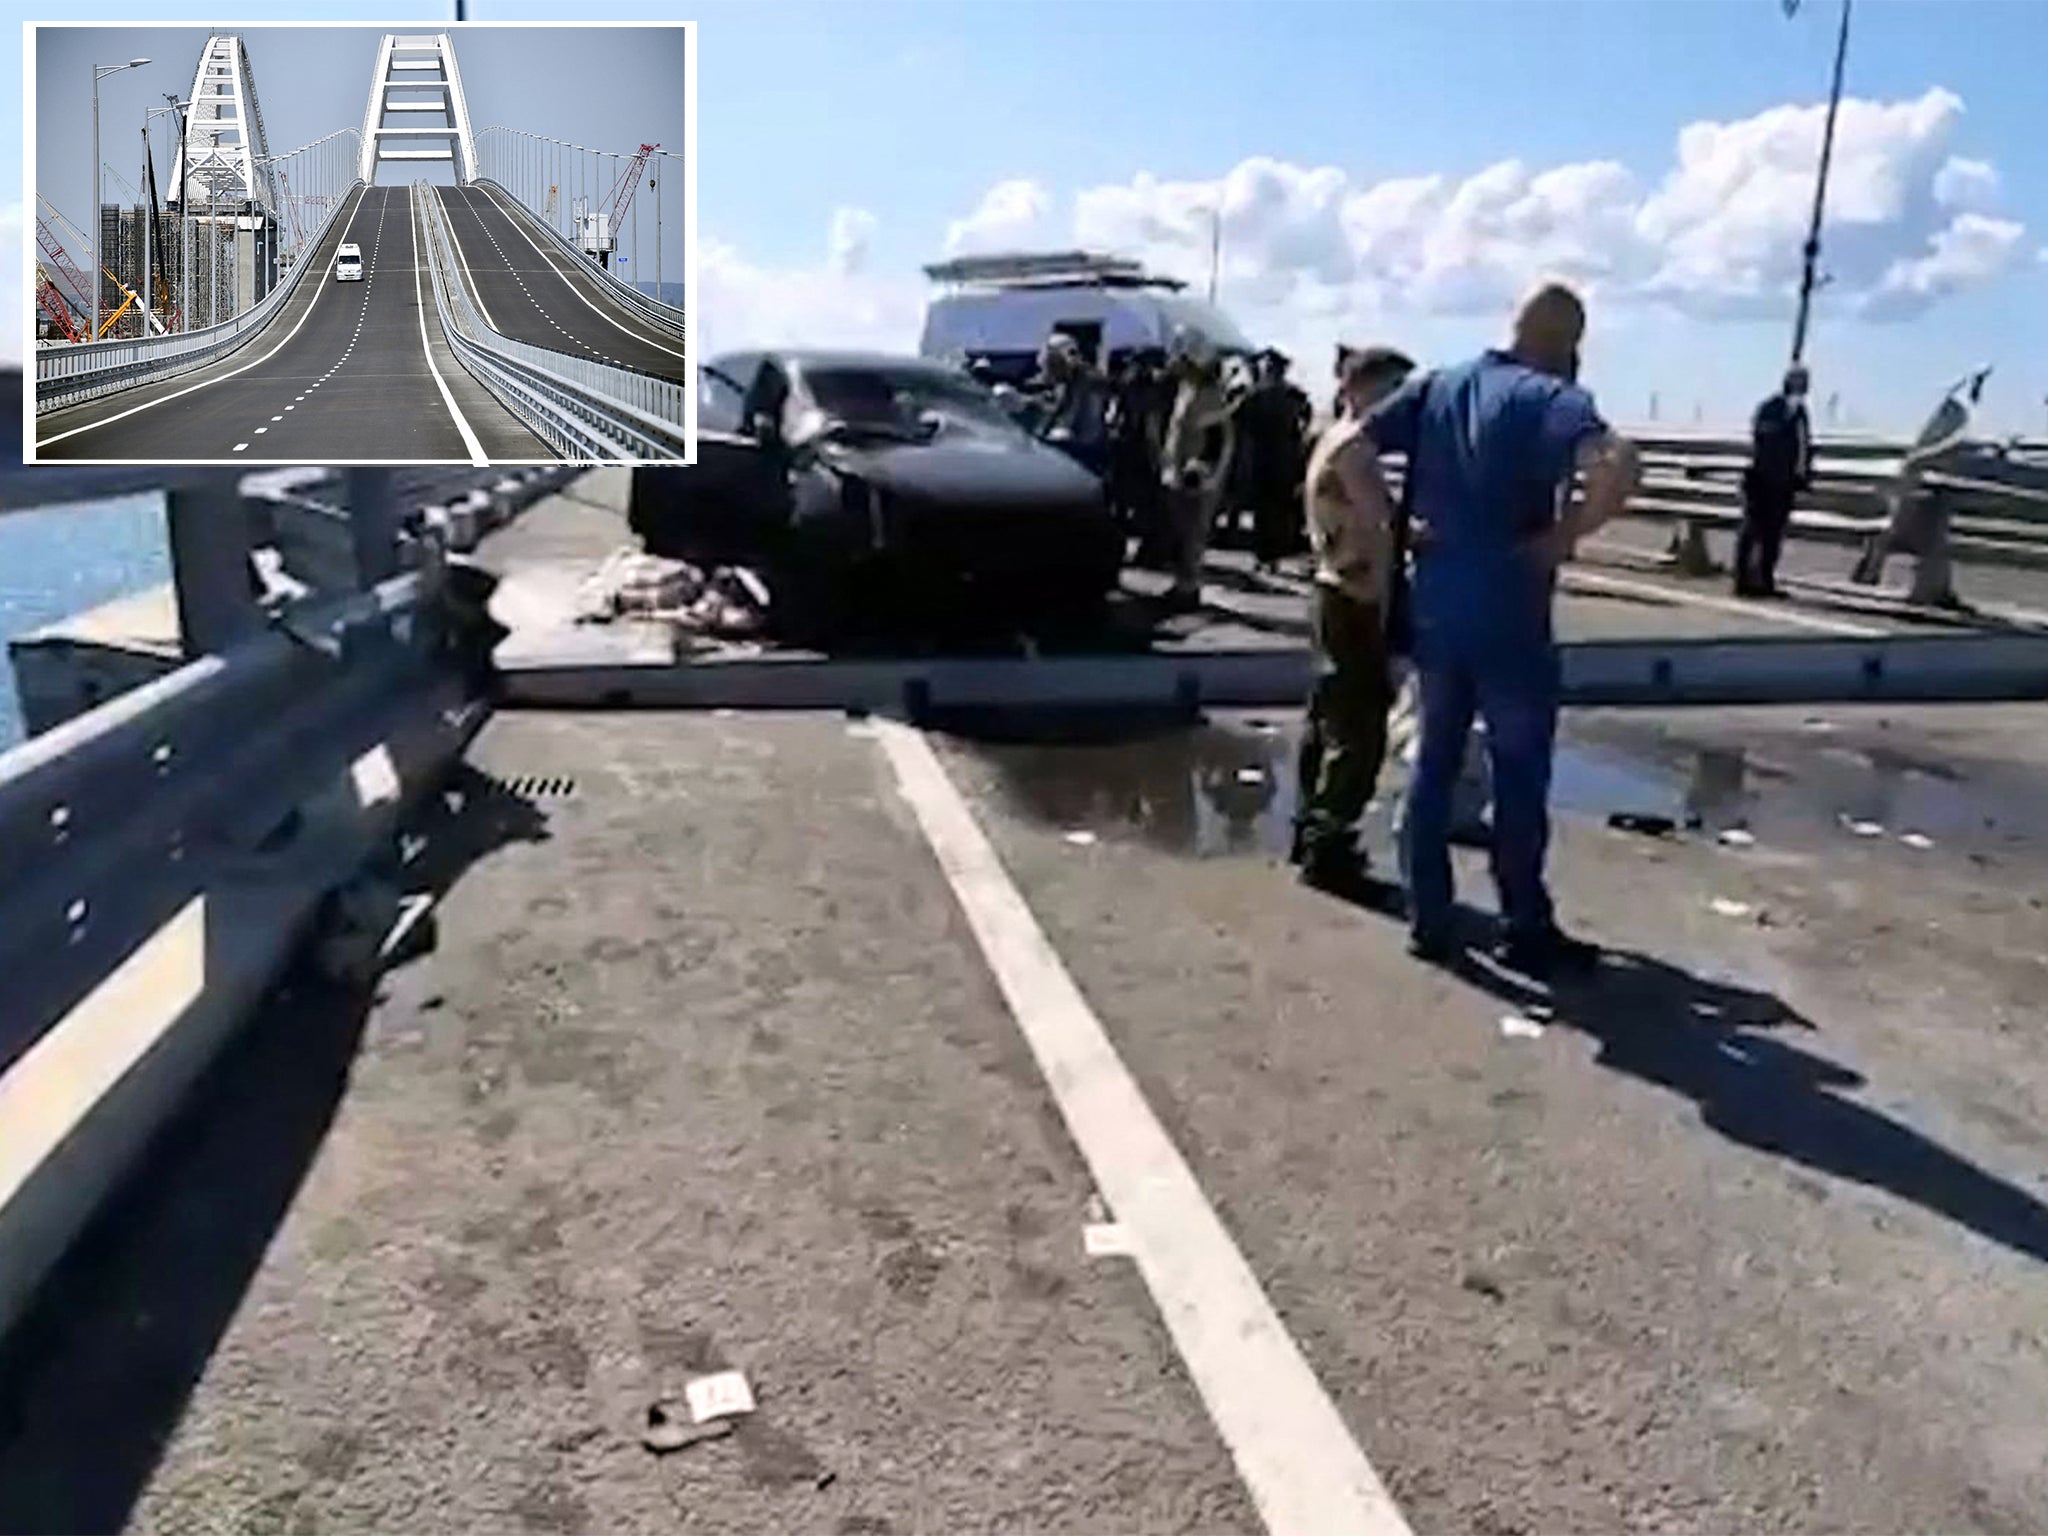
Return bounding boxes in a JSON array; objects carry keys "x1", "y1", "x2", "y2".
[{"x1": 919, "y1": 250, "x2": 1254, "y2": 383}]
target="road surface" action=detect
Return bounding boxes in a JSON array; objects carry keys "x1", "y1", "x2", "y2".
[
  {"x1": 36, "y1": 187, "x2": 547, "y2": 466},
  {"x1": 438, "y1": 183, "x2": 691, "y2": 383},
  {"x1": 3, "y1": 487, "x2": 2045, "y2": 1534}
]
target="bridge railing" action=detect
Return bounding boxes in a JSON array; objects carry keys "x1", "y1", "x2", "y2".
[
  {"x1": 416, "y1": 183, "x2": 692, "y2": 461},
  {"x1": 34, "y1": 181, "x2": 369, "y2": 416},
  {"x1": 471, "y1": 175, "x2": 687, "y2": 342}
]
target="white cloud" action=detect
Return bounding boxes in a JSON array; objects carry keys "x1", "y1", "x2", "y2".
[
  {"x1": 1862, "y1": 211, "x2": 2025, "y2": 319},
  {"x1": 1933, "y1": 155, "x2": 1998, "y2": 212},
  {"x1": 695, "y1": 229, "x2": 920, "y2": 360},
  {"x1": 693, "y1": 88, "x2": 2024, "y2": 369},
  {"x1": 1, "y1": 202, "x2": 21, "y2": 365},
  {"x1": 943, "y1": 178, "x2": 1052, "y2": 256},
  {"x1": 826, "y1": 206, "x2": 877, "y2": 276}
]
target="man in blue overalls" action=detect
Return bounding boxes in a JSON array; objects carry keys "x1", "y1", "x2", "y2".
[{"x1": 1355, "y1": 285, "x2": 1641, "y2": 975}]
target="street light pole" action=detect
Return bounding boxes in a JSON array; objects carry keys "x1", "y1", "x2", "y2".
[
  {"x1": 92, "y1": 58, "x2": 151, "y2": 341},
  {"x1": 1789, "y1": 0, "x2": 1852, "y2": 369}
]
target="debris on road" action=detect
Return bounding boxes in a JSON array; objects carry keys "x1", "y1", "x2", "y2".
[
  {"x1": 1083, "y1": 1222, "x2": 1133, "y2": 1257},
  {"x1": 1709, "y1": 897, "x2": 1756, "y2": 920},
  {"x1": 1842, "y1": 816, "x2": 1886, "y2": 838},
  {"x1": 684, "y1": 1370, "x2": 757, "y2": 1425},
  {"x1": 573, "y1": 547, "x2": 771, "y2": 637},
  {"x1": 576, "y1": 547, "x2": 704, "y2": 621},
  {"x1": 1607, "y1": 811, "x2": 1677, "y2": 838},
  {"x1": 643, "y1": 1402, "x2": 736, "y2": 1455},
  {"x1": 1717, "y1": 828, "x2": 1757, "y2": 849},
  {"x1": 1900, "y1": 831, "x2": 1935, "y2": 849},
  {"x1": 1234, "y1": 767, "x2": 1266, "y2": 785},
  {"x1": 1498, "y1": 1014, "x2": 1547, "y2": 1040},
  {"x1": 1460, "y1": 1269, "x2": 1507, "y2": 1302},
  {"x1": 1062, "y1": 829, "x2": 1099, "y2": 847}
]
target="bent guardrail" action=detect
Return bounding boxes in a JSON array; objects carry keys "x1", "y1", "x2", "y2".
[
  {"x1": 417, "y1": 184, "x2": 691, "y2": 461},
  {"x1": 34, "y1": 182, "x2": 369, "y2": 416},
  {"x1": 471, "y1": 176, "x2": 687, "y2": 343}
]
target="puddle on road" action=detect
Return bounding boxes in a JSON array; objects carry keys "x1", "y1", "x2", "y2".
[{"x1": 955, "y1": 707, "x2": 2044, "y2": 866}]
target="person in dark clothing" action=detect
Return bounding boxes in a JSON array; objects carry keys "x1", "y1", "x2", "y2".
[
  {"x1": 1734, "y1": 365, "x2": 1813, "y2": 598},
  {"x1": 1239, "y1": 350, "x2": 1314, "y2": 570},
  {"x1": 1107, "y1": 352, "x2": 1164, "y2": 550},
  {"x1": 1035, "y1": 334, "x2": 1113, "y2": 480},
  {"x1": 1117, "y1": 348, "x2": 1175, "y2": 567}
]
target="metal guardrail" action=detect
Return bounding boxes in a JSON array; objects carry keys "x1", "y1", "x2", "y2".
[
  {"x1": 416, "y1": 184, "x2": 691, "y2": 461},
  {"x1": 471, "y1": 176, "x2": 687, "y2": 342},
  {"x1": 0, "y1": 563, "x2": 453, "y2": 1071},
  {"x1": 34, "y1": 183, "x2": 368, "y2": 415}
]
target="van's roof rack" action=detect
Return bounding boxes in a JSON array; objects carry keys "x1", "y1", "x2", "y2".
[{"x1": 921, "y1": 250, "x2": 1188, "y2": 292}]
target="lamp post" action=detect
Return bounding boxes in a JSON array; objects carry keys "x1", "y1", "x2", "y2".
[
  {"x1": 92, "y1": 57, "x2": 152, "y2": 340},
  {"x1": 143, "y1": 99, "x2": 187, "y2": 337},
  {"x1": 1786, "y1": 0, "x2": 1853, "y2": 370}
]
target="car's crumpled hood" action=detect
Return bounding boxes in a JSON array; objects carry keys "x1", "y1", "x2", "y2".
[{"x1": 816, "y1": 431, "x2": 1102, "y2": 510}]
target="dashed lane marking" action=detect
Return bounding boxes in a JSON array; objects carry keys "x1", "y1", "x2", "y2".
[
  {"x1": 872, "y1": 718, "x2": 1413, "y2": 1536},
  {"x1": 38, "y1": 187, "x2": 372, "y2": 449},
  {"x1": 469, "y1": 181, "x2": 685, "y2": 365}
]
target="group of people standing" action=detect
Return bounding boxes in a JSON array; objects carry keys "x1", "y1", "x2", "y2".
[
  {"x1": 1001, "y1": 335, "x2": 1317, "y2": 611},
  {"x1": 988, "y1": 286, "x2": 1648, "y2": 976}
]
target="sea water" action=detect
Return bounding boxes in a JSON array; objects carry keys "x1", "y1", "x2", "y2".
[{"x1": 0, "y1": 496, "x2": 170, "y2": 749}]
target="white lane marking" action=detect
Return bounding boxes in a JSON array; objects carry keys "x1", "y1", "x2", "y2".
[
  {"x1": 408, "y1": 186, "x2": 487, "y2": 465},
  {"x1": 471, "y1": 181, "x2": 686, "y2": 362},
  {"x1": 871, "y1": 719, "x2": 1411, "y2": 1536},
  {"x1": 232, "y1": 442, "x2": 248, "y2": 452},
  {"x1": 431, "y1": 185, "x2": 498, "y2": 330},
  {"x1": 39, "y1": 188, "x2": 371, "y2": 449},
  {"x1": 1564, "y1": 566, "x2": 1882, "y2": 637}
]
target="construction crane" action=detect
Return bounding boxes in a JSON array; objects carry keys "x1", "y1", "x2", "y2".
[
  {"x1": 601, "y1": 143, "x2": 658, "y2": 231},
  {"x1": 36, "y1": 263, "x2": 84, "y2": 343},
  {"x1": 38, "y1": 194, "x2": 154, "y2": 341},
  {"x1": 35, "y1": 211, "x2": 94, "y2": 323},
  {"x1": 142, "y1": 126, "x2": 179, "y2": 333},
  {"x1": 275, "y1": 166, "x2": 308, "y2": 255}
]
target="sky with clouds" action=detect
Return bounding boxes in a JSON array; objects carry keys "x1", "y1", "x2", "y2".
[{"x1": 7, "y1": 0, "x2": 2045, "y2": 435}]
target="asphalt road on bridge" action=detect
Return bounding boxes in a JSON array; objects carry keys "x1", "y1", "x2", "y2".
[
  {"x1": 438, "y1": 182, "x2": 691, "y2": 383},
  {"x1": 35, "y1": 186, "x2": 547, "y2": 465},
  {"x1": 3, "y1": 488, "x2": 2046, "y2": 1533}
]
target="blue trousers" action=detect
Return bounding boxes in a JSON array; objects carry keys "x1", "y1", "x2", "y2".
[{"x1": 1400, "y1": 625, "x2": 1560, "y2": 942}]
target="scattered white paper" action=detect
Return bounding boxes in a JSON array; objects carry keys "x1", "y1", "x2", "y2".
[
  {"x1": 1710, "y1": 897, "x2": 1754, "y2": 919},
  {"x1": 1899, "y1": 831, "x2": 1934, "y2": 849},
  {"x1": 1843, "y1": 817, "x2": 1884, "y2": 838},
  {"x1": 1499, "y1": 1014, "x2": 1546, "y2": 1040},
  {"x1": 684, "y1": 1370, "x2": 756, "y2": 1425},
  {"x1": 1083, "y1": 1222, "x2": 1133, "y2": 1257},
  {"x1": 1717, "y1": 828, "x2": 1757, "y2": 848},
  {"x1": 1062, "y1": 829, "x2": 1098, "y2": 847}
]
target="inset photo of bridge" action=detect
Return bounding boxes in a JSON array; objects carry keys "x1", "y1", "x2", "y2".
[{"x1": 26, "y1": 23, "x2": 694, "y2": 465}]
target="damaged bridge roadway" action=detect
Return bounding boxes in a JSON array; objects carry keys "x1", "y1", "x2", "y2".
[{"x1": 4, "y1": 481, "x2": 2048, "y2": 1535}]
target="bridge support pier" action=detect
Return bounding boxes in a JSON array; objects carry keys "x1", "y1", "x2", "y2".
[{"x1": 166, "y1": 474, "x2": 265, "y2": 658}]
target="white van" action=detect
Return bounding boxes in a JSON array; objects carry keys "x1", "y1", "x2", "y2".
[
  {"x1": 334, "y1": 244, "x2": 363, "y2": 283},
  {"x1": 919, "y1": 250, "x2": 1253, "y2": 382}
]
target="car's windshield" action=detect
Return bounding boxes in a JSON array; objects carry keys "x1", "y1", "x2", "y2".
[{"x1": 800, "y1": 365, "x2": 1022, "y2": 441}]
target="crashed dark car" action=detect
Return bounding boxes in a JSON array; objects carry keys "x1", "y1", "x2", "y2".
[{"x1": 628, "y1": 350, "x2": 1124, "y2": 638}]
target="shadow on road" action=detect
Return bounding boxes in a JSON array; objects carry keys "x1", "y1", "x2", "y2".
[
  {"x1": 1450, "y1": 942, "x2": 2048, "y2": 1269},
  {"x1": 0, "y1": 767, "x2": 549, "y2": 1536}
]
